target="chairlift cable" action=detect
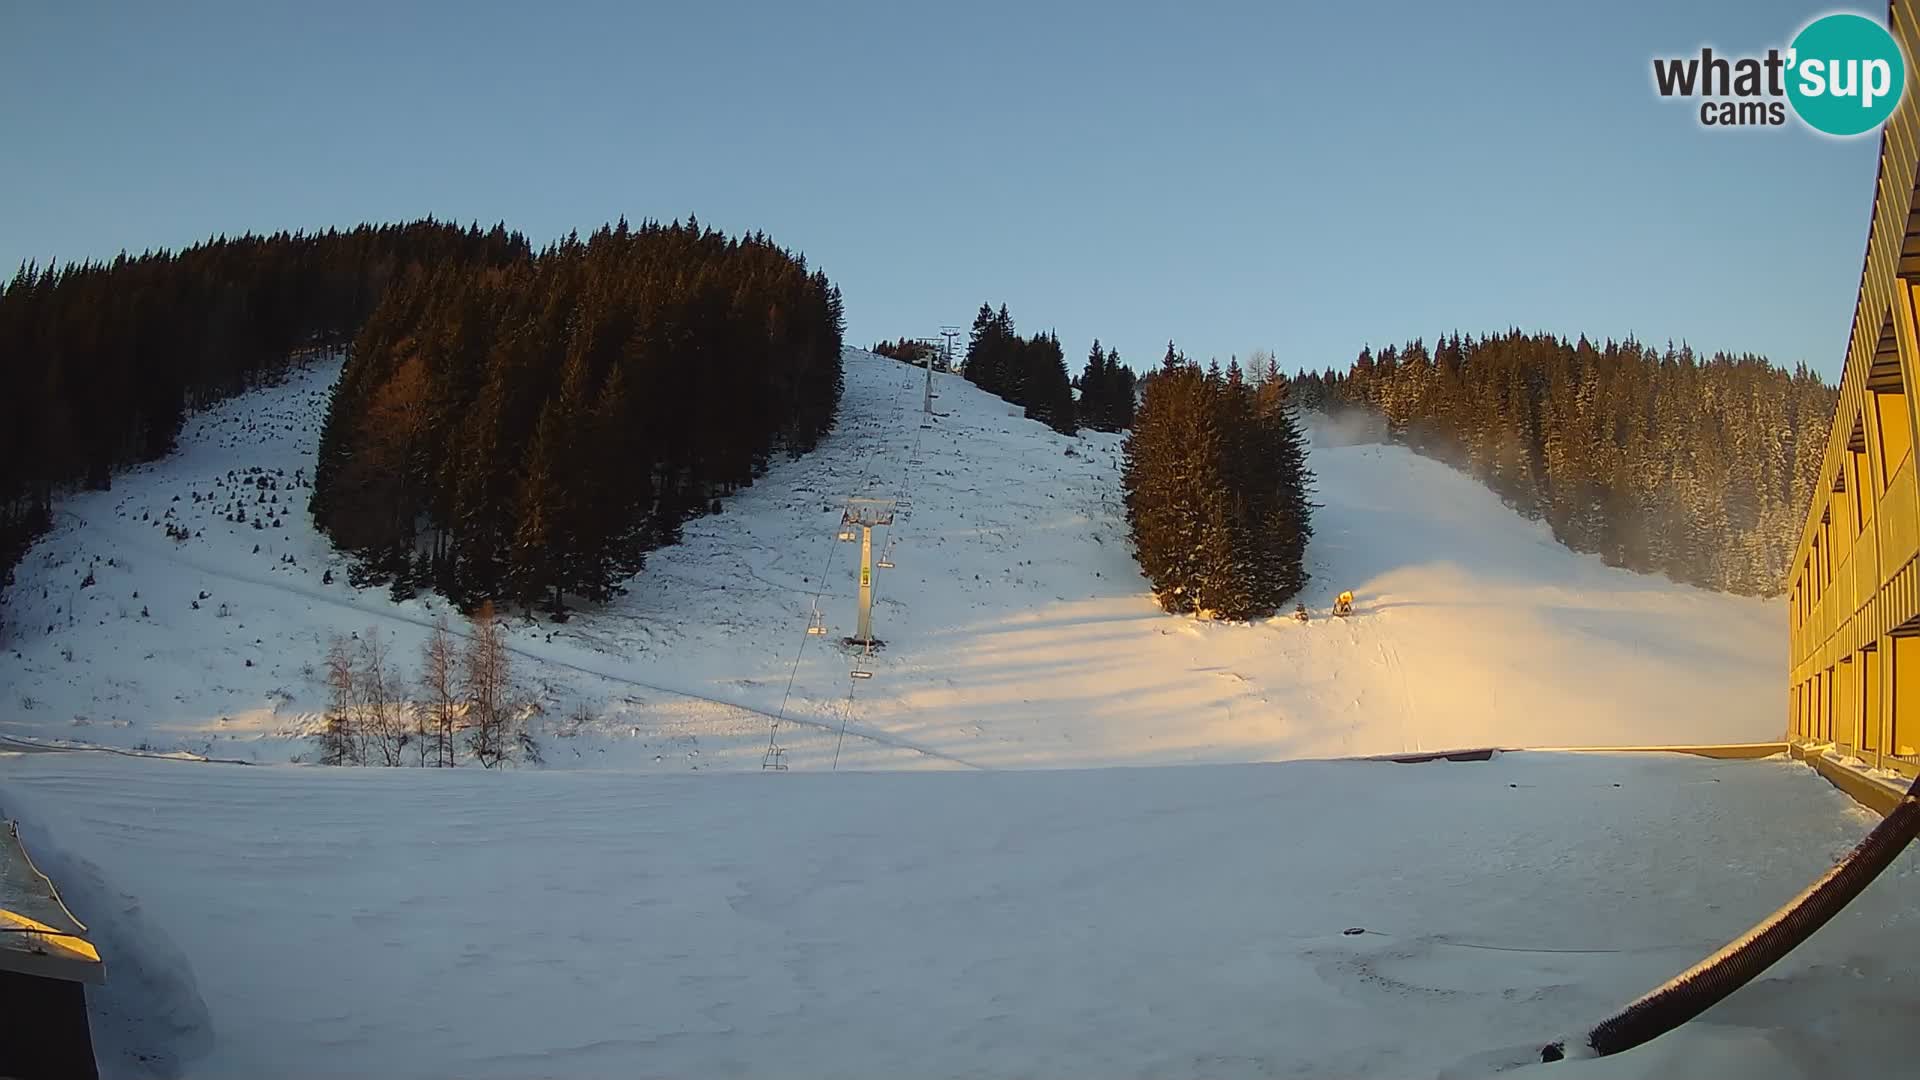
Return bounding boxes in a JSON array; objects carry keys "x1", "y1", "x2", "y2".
[{"x1": 763, "y1": 358, "x2": 912, "y2": 768}]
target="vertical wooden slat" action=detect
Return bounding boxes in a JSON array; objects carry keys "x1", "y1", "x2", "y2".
[{"x1": 1791, "y1": 3, "x2": 1920, "y2": 753}]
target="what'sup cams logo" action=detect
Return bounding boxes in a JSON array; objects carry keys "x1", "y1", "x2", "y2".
[{"x1": 1653, "y1": 12, "x2": 1907, "y2": 135}]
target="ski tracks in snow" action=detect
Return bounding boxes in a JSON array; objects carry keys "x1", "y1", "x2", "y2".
[{"x1": 55, "y1": 506, "x2": 987, "y2": 770}]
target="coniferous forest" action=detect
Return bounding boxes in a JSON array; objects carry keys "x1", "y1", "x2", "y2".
[
  {"x1": 869, "y1": 338, "x2": 942, "y2": 368},
  {"x1": 0, "y1": 221, "x2": 530, "y2": 601},
  {"x1": 961, "y1": 303, "x2": 1080, "y2": 435},
  {"x1": 0, "y1": 217, "x2": 843, "y2": 621},
  {"x1": 1124, "y1": 347, "x2": 1313, "y2": 620},
  {"x1": 1289, "y1": 332, "x2": 1836, "y2": 596},
  {"x1": 1076, "y1": 338, "x2": 1138, "y2": 433},
  {"x1": 311, "y1": 219, "x2": 845, "y2": 615},
  {"x1": 879, "y1": 317, "x2": 1134, "y2": 431}
]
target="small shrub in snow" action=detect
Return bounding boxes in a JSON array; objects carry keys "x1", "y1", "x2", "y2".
[{"x1": 516, "y1": 729, "x2": 544, "y2": 766}]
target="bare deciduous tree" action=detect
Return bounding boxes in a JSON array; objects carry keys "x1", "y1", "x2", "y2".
[
  {"x1": 314, "y1": 633, "x2": 362, "y2": 766},
  {"x1": 1244, "y1": 349, "x2": 1278, "y2": 389},
  {"x1": 462, "y1": 601, "x2": 514, "y2": 768},
  {"x1": 358, "y1": 627, "x2": 409, "y2": 767},
  {"x1": 420, "y1": 615, "x2": 460, "y2": 767}
]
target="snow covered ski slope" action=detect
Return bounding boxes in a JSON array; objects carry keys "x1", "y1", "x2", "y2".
[
  {"x1": 0, "y1": 347, "x2": 1902, "y2": 1080},
  {"x1": 0, "y1": 348, "x2": 1782, "y2": 768}
]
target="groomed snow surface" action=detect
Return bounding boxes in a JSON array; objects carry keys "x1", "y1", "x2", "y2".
[
  {"x1": 1, "y1": 348, "x2": 1910, "y2": 1078},
  {"x1": 0, "y1": 349, "x2": 1782, "y2": 768},
  {"x1": 6, "y1": 751, "x2": 1916, "y2": 1079}
]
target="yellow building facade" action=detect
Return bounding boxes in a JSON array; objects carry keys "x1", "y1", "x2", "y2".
[{"x1": 1788, "y1": 0, "x2": 1920, "y2": 777}]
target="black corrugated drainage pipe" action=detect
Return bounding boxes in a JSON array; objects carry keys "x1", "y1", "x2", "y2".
[{"x1": 1541, "y1": 769, "x2": 1920, "y2": 1062}]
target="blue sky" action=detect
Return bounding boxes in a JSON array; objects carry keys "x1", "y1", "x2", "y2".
[{"x1": 0, "y1": 1, "x2": 1886, "y2": 379}]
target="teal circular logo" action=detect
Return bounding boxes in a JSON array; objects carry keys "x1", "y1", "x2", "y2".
[{"x1": 1787, "y1": 13, "x2": 1907, "y2": 136}]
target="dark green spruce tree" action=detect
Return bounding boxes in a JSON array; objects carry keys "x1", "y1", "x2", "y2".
[
  {"x1": 1108, "y1": 346, "x2": 1136, "y2": 429},
  {"x1": 1124, "y1": 352, "x2": 1312, "y2": 619},
  {"x1": 1079, "y1": 339, "x2": 1109, "y2": 429},
  {"x1": 1022, "y1": 331, "x2": 1077, "y2": 435}
]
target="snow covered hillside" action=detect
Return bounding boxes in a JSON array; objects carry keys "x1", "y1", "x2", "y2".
[
  {"x1": 0, "y1": 348, "x2": 1903, "y2": 1080},
  {"x1": 0, "y1": 348, "x2": 1782, "y2": 769},
  {"x1": 7, "y1": 750, "x2": 1913, "y2": 1080}
]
